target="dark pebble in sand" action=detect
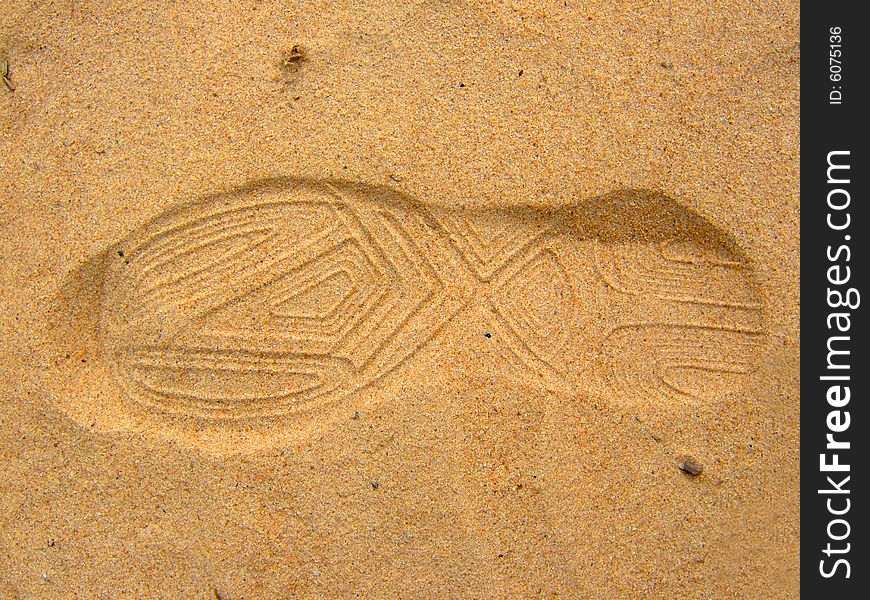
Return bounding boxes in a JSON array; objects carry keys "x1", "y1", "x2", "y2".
[{"x1": 679, "y1": 458, "x2": 703, "y2": 476}]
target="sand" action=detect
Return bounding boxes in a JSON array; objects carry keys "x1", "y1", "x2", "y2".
[{"x1": 1, "y1": 1, "x2": 799, "y2": 597}]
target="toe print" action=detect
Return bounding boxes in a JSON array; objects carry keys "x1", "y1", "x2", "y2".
[{"x1": 100, "y1": 181, "x2": 463, "y2": 421}]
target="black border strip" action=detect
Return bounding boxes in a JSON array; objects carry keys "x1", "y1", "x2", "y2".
[{"x1": 802, "y1": 3, "x2": 868, "y2": 596}]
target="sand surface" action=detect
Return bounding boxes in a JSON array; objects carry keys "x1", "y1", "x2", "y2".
[{"x1": 1, "y1": 1, "x2": 799, "y2": 597}]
